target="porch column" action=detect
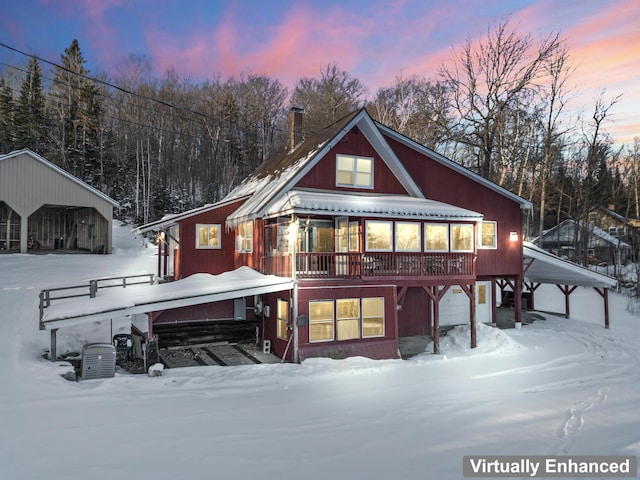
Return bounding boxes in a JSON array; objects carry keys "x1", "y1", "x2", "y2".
[
  {"x1": 19, "y1": 214, "x2": 28, "y2": 253},
  {"x1": 514, "y1": 278, "x2": 522, "y2": 329}
]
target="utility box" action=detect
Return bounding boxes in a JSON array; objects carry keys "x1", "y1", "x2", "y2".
[{"x1": 82, "y1": 343, "x2": 116, "y2": 380}]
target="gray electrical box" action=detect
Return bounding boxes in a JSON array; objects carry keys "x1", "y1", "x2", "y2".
[{"x1": 82, "y1": 343, "x2": 116, "y2": 380}]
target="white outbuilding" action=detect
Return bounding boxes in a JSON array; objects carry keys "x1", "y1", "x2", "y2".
[{"x1": 0, "y1": 149, "x2": 119, "y2": 254}]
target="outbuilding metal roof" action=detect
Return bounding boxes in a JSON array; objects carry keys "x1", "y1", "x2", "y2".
[{"x1": 523, "y1": 242, "x2": 617, "y2": 288}]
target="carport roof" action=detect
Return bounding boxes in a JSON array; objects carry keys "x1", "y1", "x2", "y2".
[
  {"x1": 41, "y1": 267, "x2": 294, "y2": 330},
  {"x1": 523, "y1": 242, "x2": 617, "y2": 288}
]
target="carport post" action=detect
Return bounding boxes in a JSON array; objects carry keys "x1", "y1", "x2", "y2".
[{"x1": 50, "y1": 328, "x2": 58, "y2": 361}]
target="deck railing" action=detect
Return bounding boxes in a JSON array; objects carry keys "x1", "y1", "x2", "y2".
[{"x1": 262, "y1": 252, "x2": 474, "y2": 279}]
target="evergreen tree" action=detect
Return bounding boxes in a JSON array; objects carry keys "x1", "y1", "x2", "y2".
[
  {"x1": 49, "y1": 39, "x2": 103, "y2": 183},
  {"x1": 14, "y1": 57, "x2": 47, "y2": 152},
  {"x1": 0, "y1": 77, "x2": 15, "y2": 152}
]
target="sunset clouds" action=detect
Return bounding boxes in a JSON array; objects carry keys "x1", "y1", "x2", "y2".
[{"x1": 1, "y1": 0, "x2": 638, "y2": 143}]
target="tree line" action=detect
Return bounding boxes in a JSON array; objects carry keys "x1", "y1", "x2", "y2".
[{"x1": 1, "y1": 20, "x2": 638, "y2": 248}]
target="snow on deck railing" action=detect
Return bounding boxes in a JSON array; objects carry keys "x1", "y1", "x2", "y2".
[{"x1": 38, "y1": 274, "x2": 155, "y2": 329}]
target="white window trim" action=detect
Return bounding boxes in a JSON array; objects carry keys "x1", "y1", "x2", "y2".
[
  {"x1": 196, "y1": 223, "x2": 221, "y2": 249},
  {"x1": 450, "y1": 223, "x2": 474, "y2": 252},
  {"x1": 362, "y1": 297, "x2": 385, "y2": 338},
  {"x1": 277, "y1": 299, "x2": 289, "y2": 341},
  {"x1": 395, "y1": 221, "x2": 421, "y2": 252},
  {"x1": 424, "y1": 223, "x2": 449, "y2": 252},
  {"x1": 365, "y1": 220, "x2": 393, "y2": 252},
  {"x1": 336, "y1": 154, "x2": 374, "y2": 189},
  {"x1": 236, "y1": 221, "x2": 253, "y2": 253},
  {"x1": 478, "y1": 221, "x2": 497, "y2": 249},
  {"x1": 336, "y1": 298, "x2": 360, "y2": 341},
  {"x1": 309, "y1": 300, "x2": 335, "y2": 343}
]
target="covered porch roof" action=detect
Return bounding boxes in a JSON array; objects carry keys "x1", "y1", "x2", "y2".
[{"x1": 230, "y1": 189, "x2": 483, "y2": 225}]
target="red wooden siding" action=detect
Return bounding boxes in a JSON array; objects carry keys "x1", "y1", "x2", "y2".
[
  {"x1": 397, "y1": 287, "x2": 432, "y2": 336},
  {"x1": 386, "y1": 134, "x2": 524, "y2": 277},
  {"x1": 177, "y1": 199, "x2": 246, "y2": 278},
  {"x1": 295, "y1": 284, "x2": 399, "y2": 361},
  {"x1": 295, "y1": 127, "x2": 409, "y2": 195}
]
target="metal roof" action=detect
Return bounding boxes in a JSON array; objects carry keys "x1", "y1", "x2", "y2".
[
  {"x1": 40, "y1": 267, "x2": 294, "y2": 330},
  {"x1": 523, "y1": 242, "x2": 617, "y2": 288},
  {"x1": 262, "y1": 189, "x2": 483, "y2": 221}
]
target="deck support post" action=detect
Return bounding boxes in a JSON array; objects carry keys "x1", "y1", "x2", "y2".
[
  {"x1": 593, "y1": 287, "x2": 610, "y2": 329},
  {"x1": 50, "y1": 328, "x2": 58, "y2": 361}
]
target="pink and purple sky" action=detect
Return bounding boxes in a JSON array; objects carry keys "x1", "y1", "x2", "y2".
[{"x1": 1, "y1": 0, "x2": 638, "y2": 145}]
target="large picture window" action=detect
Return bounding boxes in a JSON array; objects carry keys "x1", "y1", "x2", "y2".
[
  {"x1": 479, "y1": 221, "x2": 497, "y2": 249},
  {"x1": 336, "y1": 299, "x2": 360, "y2": 341},
  {"x1": 336, "y1": 154, "x2": 373, "y2": 188},
  {"x1": 236, "y1": 221, "x2": 253, "y2": 252},
  {"x1": 366, "y1": 221, "x2": 392, "y2": 251},
  {"x1": 277, "y1": 299, "x2": 289, "y2": 340},
  {"x1": 309, "y1": 300, "x2": 334, "y2": 342},
  {"x1": 196, "y1": 224, "x2": 221, "y2": 249},
  {"x1": 451, "y1": 224, "x2": 474, "y2": 252},
  {"x1": 424, "y1": 224, "x2": 448, "y2": 251},
  {"x1": 362, "y1": 298, "x2": 384, "y2": 338},
  {"x1": 308, "y1": 297, "x2": 386, "y2": 343},
  {"x1": 395, "y1": 222, "x2": 420, "y2": 251}
]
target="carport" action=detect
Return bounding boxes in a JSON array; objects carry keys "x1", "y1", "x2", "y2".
[
  {"x1": 522, "y1": 242, "x2": 618, "y2": 327},
  {"x1": 39, "y1": 267, "x2": 294, "y2": 361},
  {"x1": 0, "y1": 149, "x2": 118, "y2": 253}
]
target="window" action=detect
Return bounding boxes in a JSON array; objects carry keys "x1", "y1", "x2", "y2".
[
  {"x1": 336, "y1": 299, "x2": 360, "y2": 341},
  {"x1": 236, "y1": 221, "x2": 253, "y2": 252},
  {"x1": 309, "y1": 300, "x2": 334, "y2": 342},
  {"x1": 451, "y1": 224, "x2": 474, "y2": 252},
  {"x1": 348, "y1": 221, "x2": 359, "y2": 252},
  {"x1": 196, "y1": 224, "x2": 221, "y2": 249},
  {"x1": 336, "y1": 154, "x2": 373, "y2": 188},
  {"x1": 479, "y1": 221, "x2": 497, "y2": 249},
  {"x1": 395, "y1": 222, "x2": 421, "y2": 251},
  {"x1": 277, "y1": 299, "x2": 289, "y2": 340},
  {"x1": 366, "y1": 221, "x2": 392, "y2": 251},
  {"x1": 362, "y1": 298, "x2": 384, "y2": 338},
  {"x1": 425, "y1": 224, "x2": 448, "y2": 251}
]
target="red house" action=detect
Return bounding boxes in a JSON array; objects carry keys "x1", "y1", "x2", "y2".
[{"x1": 135, "y1": 108, "x2": 531, "y2": 362}]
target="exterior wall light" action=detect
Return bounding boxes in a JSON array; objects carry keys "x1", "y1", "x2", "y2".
[{"x1": 509, "y1": 231, "x2": 519, "y2": 242}]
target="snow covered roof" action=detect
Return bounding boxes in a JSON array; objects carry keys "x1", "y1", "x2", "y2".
[
  {"x1": 523, "y1": 242, "x2": 617, "y2": 288},
  {"x1": 258, "y1": 189, "x2": 483, "y2": 221},
  {"x1": 224, "y1": 109, "x2": 426, "y2": 227},
  {"x1": 534, "y1": 218, "x2": 631, "y2": 249},
  {"x1": 40, "y1": 267, "x2": 294, "y2": 330}
]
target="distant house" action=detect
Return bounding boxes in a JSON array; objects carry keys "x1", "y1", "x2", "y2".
[
  {"x1": 536, "y1": 218, "x2": 631, "y2": 266},
  {"x1": 0, "y1": 149, "x2": 119, "y2": 254},
  {"x1": 135, "y1": 108, "x2": 533, "y2": 362},
  {"x1": 588, "y1": 206, "x2": 640, "y2": 260}
]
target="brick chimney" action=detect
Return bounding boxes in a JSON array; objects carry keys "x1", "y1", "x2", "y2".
[{"x1": 289, "y1": 107, "x2": 303, "y2": 151}]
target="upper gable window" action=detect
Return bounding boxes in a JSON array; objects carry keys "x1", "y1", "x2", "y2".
[{"x1": 336, "y1": 154, "x2": 373, "y2": 189}]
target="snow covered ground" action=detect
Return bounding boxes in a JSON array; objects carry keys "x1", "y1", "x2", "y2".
[{"x1": 0, "y1": 222, "x2": 639, "y2": 480}]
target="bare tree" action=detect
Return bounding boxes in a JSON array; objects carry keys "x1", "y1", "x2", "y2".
[
  {"x1": 291, "y1": 63, "x2": 367, "y2": 134},
  {"x1": 368, "y1": 74, "x2": 452, "y2": 151},
  {"x1": 440, "y1": 19, "x2": 561, "y2": 182}
]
